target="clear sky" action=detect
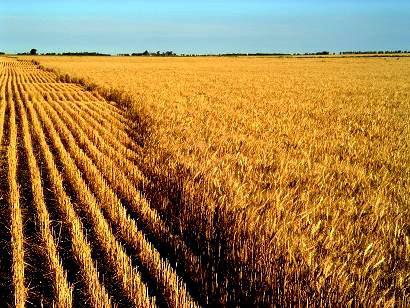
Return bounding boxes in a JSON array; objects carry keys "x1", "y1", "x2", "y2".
[{"x1": 1, "y1": 0, "x2": 409, "y2": 54}]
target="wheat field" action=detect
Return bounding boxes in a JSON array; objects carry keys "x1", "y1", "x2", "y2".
[{"x1": 0, "y1": 56, "x2": 409, "y2": 306}]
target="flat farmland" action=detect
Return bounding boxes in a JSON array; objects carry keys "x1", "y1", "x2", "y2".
[{"x1": 1, "y1": 56, "x2": 409, "y2": 306}]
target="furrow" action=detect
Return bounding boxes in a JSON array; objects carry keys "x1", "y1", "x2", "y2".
[
  {"x1": 42, "y1": 97, "x2": 199, "y2": 308},
  {"x1": 0, "y1": 98, "x2": 6, "y2": 145},
  {"x1": 68, "y1": 98, "x2": 139, "y2": 152},
  {"x1": 85, "y1": 98, "x2": 134, "y2": 127},
  {"x1": 24, "y1": 97, "x2": 113, "y2": 308},
  {"x1": 43, "y1": 97, "x2": 208, "y2": 303},
  {"x1": 74, "y1": 99, "x2": 132, "y2": 132},
  {"x1": 2, "y1": 58, "x2": 216, "y2": 306},
  {"x1": 51, "y1": 94, "x2": 141, "y2": 163},
  {"x1": 0, "y1": 67, "x2": 13, "y2": 305},
  {"x1": 47, "y1": 97, "x2": 146, "y2": 184},
  {"x1": 38, "y1": 74, "x2": 209, "y2": 304},
  {"x1": 31, "y1": 97, "x2": 156, "y2": 308},
  {"x1": 16, "y1": 92, "x2": 73, "y2": 307}
]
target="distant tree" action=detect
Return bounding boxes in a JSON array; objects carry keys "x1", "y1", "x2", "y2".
[{"x1": 30, "y1": 48, "x2": 37, "y2": 55}]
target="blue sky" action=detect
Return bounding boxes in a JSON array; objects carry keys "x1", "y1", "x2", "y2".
[{"x1": 1, "y1": 0, "x2": 409, "y2": 54}]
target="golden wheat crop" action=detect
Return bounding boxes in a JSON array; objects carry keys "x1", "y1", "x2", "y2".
[
  {"x1": 33, "y1": 55, "x2": 410, "y2": 306},
  {"x1": 0, "y1": 55, "x2": 408, "y2": 306}
]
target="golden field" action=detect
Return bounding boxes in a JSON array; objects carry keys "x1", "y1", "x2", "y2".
[{"x1": 1, "y1": 55, "x2": 409, "y2": 306}]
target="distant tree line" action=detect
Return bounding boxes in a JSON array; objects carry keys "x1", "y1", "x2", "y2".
[
  {"x1": 123, "y1": 50, "x2": 176, "y2": 57},
  {"x1": 8, "y1": 48, "x2": 410, "y2": 57},
  {"x1": 16, "y1": 51, "x2": 110, "y2": 56},
  {"x1": 216, "y1": 52, "x2": 291, "y2": 57},
  {"x1": 0, "y1": 52, "x2": 5, "y2": 55},
  {"x1": 298, "y1": 51, "x2": 330, "y2": 56},
  {"x1": 176, "y1": 51, "x2": 332, "y2": 57},
  {"x1": 340, "y1": 50, "x2": 409, "y2": 55},
  {"x1": 44, "y1": 52, "x2": 111, "y2": 56},
  {"x1": 17, "y1": 49, "x2": 38, "y2": 55}
]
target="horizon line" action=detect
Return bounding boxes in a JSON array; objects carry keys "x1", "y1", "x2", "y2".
[{"x1": 3, "y1": 49, "x2": 410, "y2": 56}]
